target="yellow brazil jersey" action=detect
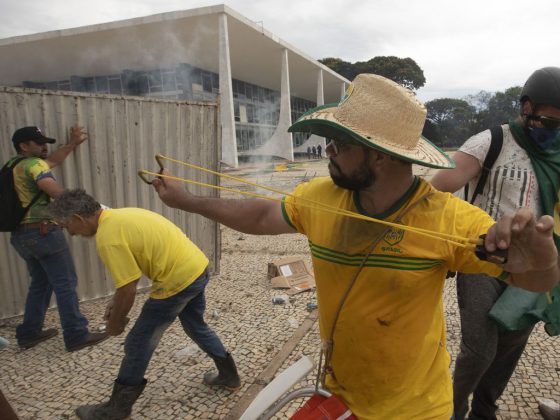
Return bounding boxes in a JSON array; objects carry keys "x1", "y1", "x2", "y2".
[
  {"x1": 10, "y1": 156, "x2": 52, "y2": 223},
  {"x1": 281, "y1": 176, "x2": 506, "y2": 420},
  {"x1": 96, "y1": 208, "x2": 209, "y2": 299}
]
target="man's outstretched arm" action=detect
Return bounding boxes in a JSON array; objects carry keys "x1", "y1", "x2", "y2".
[
  {"x1": 45, "y1": 125, "x2": 88, "y2": 169},
  {"x1": 152, "y1": 170, "x2": 296, "y2": 235},
  {"x1": 430, "y1": 151, "x2": 481, "y2": 193}
]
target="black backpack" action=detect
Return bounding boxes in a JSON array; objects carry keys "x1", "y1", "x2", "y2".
[
  {"x1": 446, "y1": 125, "x2": 503, "y2": 278},
  {"x1": 464, "y1": 125, "x2": 504, "y2": 204},
  {"x1": 0, "y1": 157, "x2": 44, "y2": 232}
]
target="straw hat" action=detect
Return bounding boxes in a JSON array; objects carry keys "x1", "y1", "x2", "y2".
[{"x1": 288, "y1": 74, "x2": 455, "y2": 169}]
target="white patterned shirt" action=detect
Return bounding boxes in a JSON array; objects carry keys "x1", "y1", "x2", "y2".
[{"x1": 459, "y1": 124, "x2": 541, "y2": 220}]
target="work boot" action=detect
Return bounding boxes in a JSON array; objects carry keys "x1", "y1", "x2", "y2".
[
  {"x1": 538, "y1": 398, "x2": 560, "y2": 420},
  {"x1": 203, "y1": 352, "x2": 241, "y2": 390},
  {"x1": 66, "y1": 331, "x2": 109, "y2": 352},
  {"x1": 18, "y1": 328, "x2": 58, "y2": 350},
  {"x1": 75, "y1": 379, "x2": 147, "y2": 420}
]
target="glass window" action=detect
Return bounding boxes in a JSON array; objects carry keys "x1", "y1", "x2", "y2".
[
  {"x1": 239, "y1": 105, "x2": 247, "y2": 123},
  {"x1": 109, "y1": 77, "x2": 123, "y2": 94},
  {"x1": 202, "y1": 73, "x2": 212, "y2": 92},
  {"x1": 234, "y1": 103, "x2": 240, "y2": 122},
  {"x1": 162, "y1": 71, "x2": 177, "y2": 92}
]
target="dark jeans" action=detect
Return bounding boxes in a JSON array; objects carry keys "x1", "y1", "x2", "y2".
[
  {"x1": 10, "y1": 226, "x2": 89, "y2": 347},
  {"x1": 453, "y1": 273, "x2": 534, "y2": 420},
  {"x1": 117, "y1": 270, "x2": 227, "y2": 386}
]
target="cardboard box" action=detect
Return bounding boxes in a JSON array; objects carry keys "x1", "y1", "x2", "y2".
[{"x1": 268, "y1": 257, "x2": 315, "y2": 295}]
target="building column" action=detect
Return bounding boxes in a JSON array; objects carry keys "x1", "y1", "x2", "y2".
[
  {"x1": 317, "y1": 68, "x2": 324, "y2": 106},
  {"x1": 293, "y1": 68, "x2": 326, "y2": 154},
  {"x1": 253, "y1": 48, "x2": 293, "y2": 160},
  {"x1": 218, "y1": 13, "x2": 238, "y2": 167},
  {"x1": 313, "y1": 69, "x2": 326, "y2": 150}
]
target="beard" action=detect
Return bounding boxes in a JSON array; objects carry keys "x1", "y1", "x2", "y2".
[{"x1": 329, "y1": 158, "x2": 375, "y2": 191}]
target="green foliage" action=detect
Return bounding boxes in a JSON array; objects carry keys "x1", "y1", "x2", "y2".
[
  {"x1": 478, "y1": 86, "x2": 522, "y2": 129},
  {"x1": 319, "y1": 57, "x2": 356, "y2": 80},
  {"x1": 463, "y1": 91, "x2": 493, "y2": 111},
  {"x1": 425, "y1": 86, "x2": 522, "y2": 148},
  {"x1": 425, "y1": 98, "x2": 476, "y2": 147},
  {"x1": 319, "y1": 56, "x2": 426, "y2": 90},
  {"x1": 319, "y1": 55, "x2": 522, "y2": 149}
]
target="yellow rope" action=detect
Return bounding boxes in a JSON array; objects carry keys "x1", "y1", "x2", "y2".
[
  {"x1": 155, "y1": 154, "x2": 481, "y2": 247},
  {"x1": 139, "y1": 168, "x2": 477, "y2": 250}
]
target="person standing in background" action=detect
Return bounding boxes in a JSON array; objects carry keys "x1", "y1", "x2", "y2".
[
  {"x1": 431, "y1": 67, "x2": 560, "y2": 420},
  {"x1": 5, "y1": 125, "x2": 108, "y2": 352}
]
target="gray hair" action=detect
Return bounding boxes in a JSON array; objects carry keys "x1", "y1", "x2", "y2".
[{"x1": 49, "y1": 189, "x2": 101, "y2": 222}]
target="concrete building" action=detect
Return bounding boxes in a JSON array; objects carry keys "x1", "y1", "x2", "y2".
[{"x1": 0, "y1": 4, "x2": 348, "y2": 167}]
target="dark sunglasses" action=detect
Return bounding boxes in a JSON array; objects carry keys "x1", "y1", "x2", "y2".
[
  {"x1": 525, "y1": 114, "x2": 560, "y2": 130},
  {"x1": 327, "y1": 138, "x2": 363, "y2": 155}
]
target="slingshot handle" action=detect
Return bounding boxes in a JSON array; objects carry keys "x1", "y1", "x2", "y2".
[
  {"x1": 138, "y1": 155, "x2": 165, "y2": 185},
  {"x1": 475, "y1": 234, "x2": 508, "y2": 264}
]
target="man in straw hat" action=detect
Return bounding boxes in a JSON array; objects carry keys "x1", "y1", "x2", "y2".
[
  {"x1": 152, "y1": 74, "x2": 558, "y2": 419},
  {"x1": 431, "y1": 67, "x2": 560, "y2": 420}
]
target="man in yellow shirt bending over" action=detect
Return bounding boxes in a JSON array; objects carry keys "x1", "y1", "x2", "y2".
[{"x1": 49, "y1": 189, "x2": 240, "y2": 420}]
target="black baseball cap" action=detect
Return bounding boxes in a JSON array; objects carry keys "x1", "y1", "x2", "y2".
[{"x1": 12, "y1": 126, "x2": 56, "y2": 147}]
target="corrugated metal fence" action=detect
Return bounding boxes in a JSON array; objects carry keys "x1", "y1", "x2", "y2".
[{"x1": 0, "y1": 87, "x2": 221, "y2": 319}]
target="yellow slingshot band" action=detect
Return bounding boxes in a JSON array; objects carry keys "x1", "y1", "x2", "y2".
[{"x1": 139, "y1": 154, "x2": 483, "y2": 250}]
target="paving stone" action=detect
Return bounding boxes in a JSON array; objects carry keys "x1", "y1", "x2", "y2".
[{"x1": 1, "y1": 160, "x2": 559, "y2": 419}]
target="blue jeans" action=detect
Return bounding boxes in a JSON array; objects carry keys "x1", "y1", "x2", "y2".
[
  {"x1": 117, "y1": 270, "x2": 227, "y2": 386},
  {"x1": 10, "y1": 227, "x2": 89, "y2": 347}
]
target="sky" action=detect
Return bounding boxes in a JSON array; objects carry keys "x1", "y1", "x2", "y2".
[{"x1": 0, "y1": 0, "x2": 559, "y2": 102}]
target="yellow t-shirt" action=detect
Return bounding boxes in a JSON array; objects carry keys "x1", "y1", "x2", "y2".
[
  {"x1": 96, "y1": 208, "x2": 209, "y2": 299},
  {"x1": 282, "y1": 176, "x2": 505, "y2": 420},
  {"x1": 11, "y1": 156, "x2": 52, "y2": 223}
]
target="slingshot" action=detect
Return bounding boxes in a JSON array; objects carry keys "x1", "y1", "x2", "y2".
[
  {"x1": 137, "y1": 154, "x2": 512, "y2": 418},
  {"x1": 138, "y1": 154, "x2": 507, "y2": 264}
]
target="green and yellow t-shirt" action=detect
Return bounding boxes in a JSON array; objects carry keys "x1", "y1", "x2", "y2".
[
  {"x1": 96, "y1": 208, "x2": 209, "y2": 299},
  {"x1": 282, "y1": 176, "x2": 505, "y2": 420},
  {"x1": 10, "y1": 156, "x2": 52, "y2": 223}
]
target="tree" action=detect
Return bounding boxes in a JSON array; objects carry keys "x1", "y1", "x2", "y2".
[
  {"x1": 487, "y1": 86, "x2": 522, "y2": 125},
  {"x1": 425, "y1": 86, "x2": 523, "y2": 148},
  {"x1": 425, "y1": 98, "x2": 476, "y2": 148},
  {"x1": 318, "y1": 57, "x2": 357, "y2": 80},
  {"x1": 356, "y1": 56, "x2": 426, "y2": 90},
  {"x1": 464, "y1": 90, "x2": 493, "y2": 112},
  {"x1": 467, "y1": 86, "x2": 521, "y2": 132},
  {"x1": 319, "y1": 56, "x2": 426, "y2": 90}
]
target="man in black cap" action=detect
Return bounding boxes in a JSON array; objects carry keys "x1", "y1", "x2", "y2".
[{"x1": 5, "y1": 125, "x2": 108, "y2": 352}]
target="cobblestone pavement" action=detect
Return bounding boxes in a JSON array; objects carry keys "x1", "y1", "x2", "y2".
[{"x1": 1, "y1": 159, "x2": 559, "y2": 419}]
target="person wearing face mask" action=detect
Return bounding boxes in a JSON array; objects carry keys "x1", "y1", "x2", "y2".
[{"x1": 431, "y1": 66, "x2": 560, "y2": 420}]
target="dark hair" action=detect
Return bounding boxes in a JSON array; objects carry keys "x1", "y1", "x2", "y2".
[{"x1": 49, "y1": 189, "x2": 101, "y2": 222}]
